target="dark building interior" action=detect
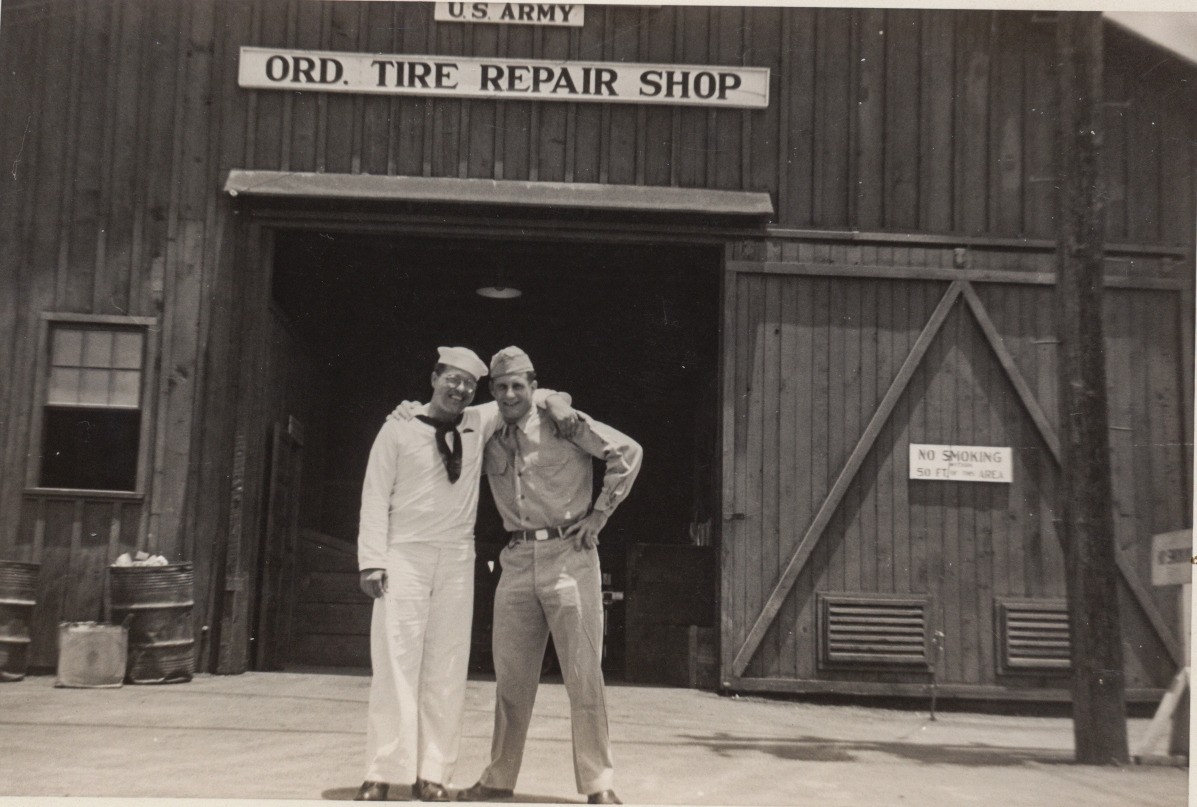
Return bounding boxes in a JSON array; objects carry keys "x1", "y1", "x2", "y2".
[{"x1": 269, "y1": 230, "x2": 721, "y2": 675}]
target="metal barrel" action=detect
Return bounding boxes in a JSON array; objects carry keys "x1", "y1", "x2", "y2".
[
  {"x1": 0, "y1": 560, "x2": 39, "y2": 682},
  {"x1": 109, "y1": 563, "x2": 195, "y2": 684}
]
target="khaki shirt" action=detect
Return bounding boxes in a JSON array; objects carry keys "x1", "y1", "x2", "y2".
[{"x1": 483, "y1": 408, "x2": 642, "y2": 531}]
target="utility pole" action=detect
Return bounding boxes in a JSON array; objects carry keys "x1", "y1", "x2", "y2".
[{"x1": 1054, "y1": 11, "x2": 1129, "y2": 765}]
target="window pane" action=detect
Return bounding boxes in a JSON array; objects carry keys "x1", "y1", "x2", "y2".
[
  {"x1": 82, "y1": 330, "x2": 114, "y2": 368},
  {"x1": 48, "y1": 367, "x2": 81, "y2": 405},
  {"x1": 110, "y1": 369, "x2": 141, "y2": 407},
  {"x1": 41, "y1": 324, "x2": 147, "y2": 491},
  {"x1": 112, "y1": 332, "x2": 143, "y2": 369},
  {"x1": 79, "y1": 369, "x2": 111, "y2": 406},
  {"x1": 52, "y1": 329, "x2": 84, "y2": 367},
  {"x1": 40, "y1": 406, "x2": 140, "y2": 491}
]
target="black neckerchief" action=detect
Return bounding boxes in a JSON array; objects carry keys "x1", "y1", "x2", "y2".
[{"x1": 416, "y1": 414, "x2": 465, "y2": 483}]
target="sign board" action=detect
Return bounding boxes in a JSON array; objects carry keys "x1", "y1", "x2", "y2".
[
  {"x1": 1151, "y1": 529, "x2": 1193, "y2": 587},
  {"x1": 238, "y1": 48, "x2": 770, "y2": 109},
  {"x1": 434, "y1": 2, "x2": 584, "y2": 26},
  {"x1": 908, "y1": 444, "x2": 1012, "y2": 483}
]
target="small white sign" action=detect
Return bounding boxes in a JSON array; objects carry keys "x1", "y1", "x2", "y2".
[
  {"x1": 434, "y1": 2, "x2": 584, "y2": 27},
  {"x1": 238, "y1": 48, "x2": 770, "y2": 109},
  {"x1": 909, "y1": 444, "x2": 1012, "y2": 483},
  {"x1": 1151, "y1": 529, "x2": 1193, "y2": 587}
]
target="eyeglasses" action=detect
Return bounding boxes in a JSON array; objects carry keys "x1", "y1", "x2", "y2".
[{"x1": 439, "y1": 373, "x2": 477, "y2": 393}]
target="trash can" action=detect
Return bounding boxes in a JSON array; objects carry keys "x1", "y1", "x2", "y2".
[
  {"x1": 0, "y1": 560, "x2": 39, "y2": 682},
  {"x1": 109, "y1": 562, "x2": 195, "y2": 684},
  {"x1": 56, "y1": 622, "x2": 128, "y2": 688}
]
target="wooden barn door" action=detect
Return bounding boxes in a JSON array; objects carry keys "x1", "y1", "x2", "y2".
[
  {"x1": 720, "y1": 257, "x2": 1188, "y2": 697},
  {"x1": 719, "y1": 265, "x2": 966, "y2": 692},
  {"x1": 255, "y1": 420, "x2": 304, "y2": 670}
]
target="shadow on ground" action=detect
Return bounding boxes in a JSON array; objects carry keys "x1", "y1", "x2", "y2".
[
  {"x1": 322, "y1": 785, "x2": 578, "y2": 802},
  {"x1": 675, "y1": 731, "x2": 1074, "y2": 767},
  {"x1": 324, "y1": 785, "x2": 413, "y2": 801}
]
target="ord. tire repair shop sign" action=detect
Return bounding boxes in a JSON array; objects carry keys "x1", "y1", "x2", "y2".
[{"x1": 238, "y1": 47, "x2": 770, "y2": 109}]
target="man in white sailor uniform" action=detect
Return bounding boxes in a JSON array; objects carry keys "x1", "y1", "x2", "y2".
[{"x1": 355, "y1": 346, "x2": 574, "y2": 802}]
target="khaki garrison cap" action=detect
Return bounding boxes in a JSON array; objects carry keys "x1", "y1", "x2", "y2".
[{"x1": 490, "y1": 346, "x2": 535, "y2": 378}]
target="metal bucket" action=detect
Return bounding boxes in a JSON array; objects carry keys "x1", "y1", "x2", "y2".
[
  {"x1": 109, "y1": 563, "x2": 195, "y2": 684},
  {"x1": 0, "y1": 560, "x2": 39, "y2": 682},
  {"x1": 56, "y1": 621, "x2": 128, "y2": 688}
]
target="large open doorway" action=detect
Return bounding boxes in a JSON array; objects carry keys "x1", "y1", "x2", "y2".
[{"x1": 259, "y1": 229, "x2": 721, "y2": 680}]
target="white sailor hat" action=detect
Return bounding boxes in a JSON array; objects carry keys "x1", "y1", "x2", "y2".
[{"x1": 436, "y1": 346, "x2": 488, "y2": 380}]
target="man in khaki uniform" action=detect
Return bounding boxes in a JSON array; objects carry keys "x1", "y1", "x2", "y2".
[{"x1": 458, "y1": 347, "x2": 642, "y2": 805}]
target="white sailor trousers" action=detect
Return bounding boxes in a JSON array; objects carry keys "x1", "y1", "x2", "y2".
[
  {"x1": 481, "y1": 538, "x2": 613, "y2": 795},
  {"x1": 365, "y1": 540, "x2": 475, "y2": 786}
]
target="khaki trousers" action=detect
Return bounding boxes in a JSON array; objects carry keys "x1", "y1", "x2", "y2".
[
  {"x1": 480, "y1": 538, "x2": 614, "y2": 795},
  {"x1": 364, "y1": 541, "x2": 475, "y2": 786}
]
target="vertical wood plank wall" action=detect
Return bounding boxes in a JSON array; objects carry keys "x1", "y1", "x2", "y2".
[
  {"x1": 0, "y1": 2, "x2": 1193, "y2": 676},
  {"x1": 4, "y1": 6, "x2": 1192, "y2": 239}
]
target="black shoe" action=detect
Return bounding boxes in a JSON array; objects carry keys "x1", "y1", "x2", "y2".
[
  {"x1": 587, "y1": 791, "x2": 621, "y2": 805},
  {"x1": 354, "y1": 781, "x2": 389, "y2": 801},
  {"x1": 457, "y1": 781, "x2": 515, "y2": 801},
  {"x1": 414, "y1": 779, "x2": 452, "y2": 802}
]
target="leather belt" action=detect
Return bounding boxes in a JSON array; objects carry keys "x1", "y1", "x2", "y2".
[{"x1": 508, "y1": 524, "x2": 571, "y2": 545}]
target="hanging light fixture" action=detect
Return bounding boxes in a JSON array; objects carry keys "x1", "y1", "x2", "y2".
[
  {"x1": 476, "y1": 284, "x2": 522, "y2": 299},
  {"x1": 476, "y1": 262, "x2": 522, "y2": 299}
]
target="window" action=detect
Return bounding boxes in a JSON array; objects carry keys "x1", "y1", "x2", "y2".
[{"x1": 38, "y1": 324, "x2": 146, "y2": 491}]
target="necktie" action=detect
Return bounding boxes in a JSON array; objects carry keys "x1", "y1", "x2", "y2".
[
  {"x1": 416, "y1": 414, "x2": 464, "y2": 483},
  {"x1": 502, "y1": 423, "x2": 522, "y2": 459}
]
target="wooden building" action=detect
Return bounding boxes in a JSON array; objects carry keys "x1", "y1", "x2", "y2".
[{"x1": 0, "y1": 1, "x2": 1193, "y2": 702}]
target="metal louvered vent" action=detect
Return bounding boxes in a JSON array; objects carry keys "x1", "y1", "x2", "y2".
[
  {"x1": 817, "y1": 594, "x2": 930, "y2": 669},
  {"x1": 997, "y1": 599, "x2": 1071, "y2": 673}
]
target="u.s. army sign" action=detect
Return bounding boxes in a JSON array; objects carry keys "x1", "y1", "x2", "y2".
[{"x1": 434, "y1": 3, "x2": 584, "y2": 27}]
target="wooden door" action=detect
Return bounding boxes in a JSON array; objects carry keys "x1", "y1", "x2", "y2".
[
  {"x1": 720, "y1": 257, "x2": 1188, "y2": 699},
  {"x1": 255, "y1": 419, "x2": 304, "y2": 670},
  {"x1": 624, "y1": 544, "x2": 717, "y2": 687}
]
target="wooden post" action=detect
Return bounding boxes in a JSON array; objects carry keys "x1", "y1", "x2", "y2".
[
  {"x1": 1135, "y1": 531, "x2": 1192, "y2": 760},
  {"x1": 1054, "y1": 11, "x2": 1129, "y2": 765},
  {"x1": 1168, "y1": 583, "x2": 1190, "y2": 756}
]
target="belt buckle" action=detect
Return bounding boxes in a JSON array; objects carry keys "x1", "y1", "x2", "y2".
[{"x1": 534, "y1": 528, "x2": 549, "y2": 541}]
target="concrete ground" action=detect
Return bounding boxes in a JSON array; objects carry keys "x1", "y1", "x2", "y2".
[{"x1": 0, "y1": 670, "x2": 1186, "y2": 807}]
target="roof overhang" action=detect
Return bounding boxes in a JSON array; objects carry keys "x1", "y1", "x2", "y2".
[{"x1": 223, "y1": 170, "x2": 774, "y2": 218}]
